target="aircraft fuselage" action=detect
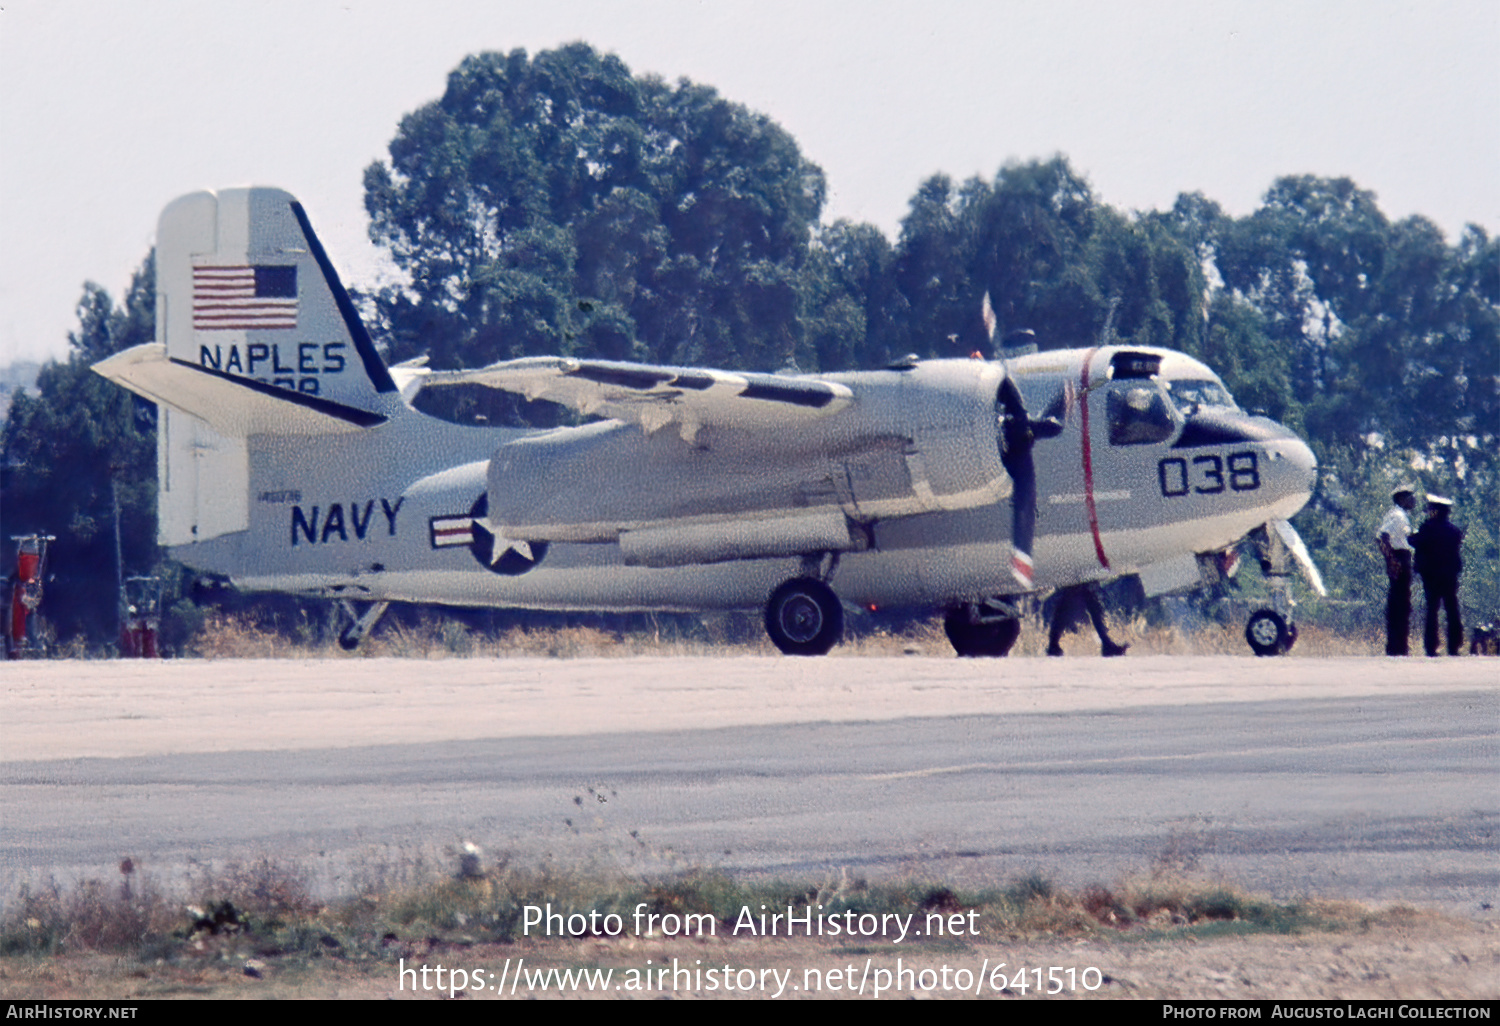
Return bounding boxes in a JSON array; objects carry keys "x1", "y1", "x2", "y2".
[{"x1": 193, "y1": 346, "x2": 1314, "y2": 615}]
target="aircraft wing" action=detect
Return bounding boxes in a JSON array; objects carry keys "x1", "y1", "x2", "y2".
[{"x1": 422, "y1": 357, "x2": 853, "y2": 440}]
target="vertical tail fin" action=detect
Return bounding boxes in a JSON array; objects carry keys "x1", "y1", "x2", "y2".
[
  {"x1": 96, "y1": 187, "x2": 398, "y2": 547},
  {"x1": 157, "y1": 187, "x2": 396, "y2": 410}
]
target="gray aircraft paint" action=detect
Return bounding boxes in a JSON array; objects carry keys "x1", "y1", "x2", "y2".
[{"x1": 95, "y1": 187, "x2": 1320, "y2": 644}]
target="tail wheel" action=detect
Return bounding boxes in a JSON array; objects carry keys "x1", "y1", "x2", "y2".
[
  {"x1": 765, "y1": 578, "x2": 843, "y2": 656},
  {"x1": 1245, "y1": 608, "x2": 1295, "y2": 656},
  {"x1": 944, "y1": 609, "x2": 1022, "y2": 658}
]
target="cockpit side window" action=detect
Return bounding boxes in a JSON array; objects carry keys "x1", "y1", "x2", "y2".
[
  {"x1": 1162, "y1": 378, "x2": 1237, "y2": 414},
  {"x1": 1107, "y1": 384, "x2": 1175, "y2": 445}
]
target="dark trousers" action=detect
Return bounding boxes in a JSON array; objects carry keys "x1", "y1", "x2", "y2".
[
  {"x1": 1049, "y1": 585, "x2": 1112, "y2": 648},
  {"x1": 1385, "y1": 554, "x2": 1411, "y2": 656},
  {"x1": 1422, "y1": 578, "x2": 1463, "y2": 656}
]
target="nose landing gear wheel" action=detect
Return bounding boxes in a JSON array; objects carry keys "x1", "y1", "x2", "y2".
[
  {"x1": 765, "y1": 577, "x2": 844, "y2": 656},
  {"x1": 1245, "y1": 608, "x2": 1296, "y2": 656}
]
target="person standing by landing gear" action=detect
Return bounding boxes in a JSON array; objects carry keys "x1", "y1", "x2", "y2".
[
  {"x1": 1377, "y1": 485, "x2": 1417, "y2": 656},
  {"x1": 1046, "y1": 584, "x2": 1129, "y2": 657},
  {"x1": 1411, "y1": 494, "x2": 1465, "y2": 657}
]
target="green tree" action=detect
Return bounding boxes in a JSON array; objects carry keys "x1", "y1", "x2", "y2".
[
  {"x1": 2, "y1": 257, "x2": 157, "y2": 647},
  {"x1": 797, "y1": 219, "x2": 901, "y2": 371},
  {"x1": 1186, "y1": 177, "x2": 1498, "y2": 633},
  {"x1": 364, "y1": 44, "x2": 825, "y2": 379},
  {"x1": 970, "y1": 157, "x2": 1100, "y2": 349},
  {"x1": 890, "y1": 172, "x2": 978, "y2": 357},
  {"x1": 1082, "y1": 207, "x2": 1206, "y2": 353},
  {"x1": 886, "y1": 157, "x2": 1203, "y2": 358}
]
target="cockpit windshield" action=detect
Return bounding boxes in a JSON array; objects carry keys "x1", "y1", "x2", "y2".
[
  {"x1": 1162, "y1": 378, "x2": 1237, "y2": 414},
  {"x1": 1107, "y1": 383, "x2": 1176, "y2": 445}
]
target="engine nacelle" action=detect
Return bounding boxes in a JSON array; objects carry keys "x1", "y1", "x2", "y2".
[{"x1": 482, "y1": 359, "x2": 1015, "y2": 566}]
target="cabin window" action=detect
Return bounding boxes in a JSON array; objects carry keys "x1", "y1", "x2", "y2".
[
  {"x1": 1163, "y1": 378, "x2": 1237, "y2": 414},
  {"x1": 1107, "y1": 385, "x2": 1175, "y2": 445}
]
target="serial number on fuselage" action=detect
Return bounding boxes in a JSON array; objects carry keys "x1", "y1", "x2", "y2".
[{"x1": 1157, "y1": 452, "x2": 1260, "y2": 497}]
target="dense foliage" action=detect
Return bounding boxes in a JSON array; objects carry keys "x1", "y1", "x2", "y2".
[
  {"x1": 364, "y1": 45, "x2": 824, "y2": 378},
  {"x1": 2, "y1": 258, "x2": 159, "y2": 645},
  {"x1": 4, "y1": 43, "x2": 1496, "y2": 648}
]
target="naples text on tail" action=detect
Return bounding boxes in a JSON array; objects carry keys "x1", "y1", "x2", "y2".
[{"x1": 95, "y1": 187, "x2": 1325, "y2": 656}]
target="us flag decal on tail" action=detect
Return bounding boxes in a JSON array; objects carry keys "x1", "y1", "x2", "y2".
[
  {"x1": 193, "y1": 265, "x2": 298, "y2": 330},
  {"x1": 429, "y1": 514, "x2": 474, "y2": 549}
]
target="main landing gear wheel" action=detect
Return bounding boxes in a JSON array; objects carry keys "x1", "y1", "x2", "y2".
[
  {"x1": 1245, "y1": 608, "x2": 1297, "y2": 657},
  {"x1": 944, "y1": 609, "x2": 1021, "y2": 658},
  {"x1": 765, "y1": 577, "x2": 844, "y2": 656}
]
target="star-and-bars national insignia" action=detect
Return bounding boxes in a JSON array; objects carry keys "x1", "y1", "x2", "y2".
[
  {"x1": 429, "y1": 514, "x2": 474, "y2": 549},
  {"x1": 193, "y1": 265, "x2": 298, "y2": 330},
  {"x1": 430, "y1": 507, "x2": 548, "y2": 576}
]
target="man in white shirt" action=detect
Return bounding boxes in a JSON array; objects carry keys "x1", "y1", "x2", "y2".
[{"x1": 1377, "y1": 485, "x2": 1417, "y2": 656}]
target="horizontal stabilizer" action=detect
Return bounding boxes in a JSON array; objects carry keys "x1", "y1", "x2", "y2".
[{"x1": 94, "y1": 343, "x2": 385, "y2": 437}]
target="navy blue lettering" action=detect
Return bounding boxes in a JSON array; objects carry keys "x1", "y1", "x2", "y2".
[
  {"x1": 298, "y1": 378, "x2": 320, "y2": 395},
  {"x1": 380, "y1": 497, "x2": 403, "y2": 536},
  {"x1": 1192, "y1": 455, "x2": 1225, "y2": 494},
  {"x1": 298, "y1": 342, "x2": 319, "y2": 374},
  {"x1": 293, "y1": 498, "x2": 399, "y2": 543},
  {"x1": 1158, "y1": 458, "x2": 1190, "y2": 497},
  {"x1": 225, "y1": 346, "x2": 243, "y2": 373},
  {"x1": 1229, "y1": 452, "x2": 1260, "y2": 491},
  {"x1": 292, "y1": 506, "x2": 318, "y2": 545},
  {"x1": 247, "y1": 343, "x2": 269, "y2": 374},
  {"x1": 350, "y1": 500, "x2": 375, "y2": 540},
  {"x1": 273, "y1": 377, "x2": 296, "y2": 391},
  {"x1": 321, "y1": 504, "x2": 348, "y2": 543},
  {"x1": 272, "y1": 344, "x2": 293, "y2": 374},
  {"x1": 323, "y1": 342, "x2": 346, "y2": 374},
  {"x1": 199, "y1": 345, "x2": 221, "y2": 370}
]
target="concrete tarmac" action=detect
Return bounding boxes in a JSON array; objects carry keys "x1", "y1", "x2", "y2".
[{"x1": 1, "y1": 656, "x2": 1494, "y2": 916}]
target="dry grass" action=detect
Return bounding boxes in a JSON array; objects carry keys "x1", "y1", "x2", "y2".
[
  {"x1": 1031, "y1": 616, "x2": 1381, "y2": 658},
  {"x1": 0, "y1": 854, "x2": 1378, "y2": 962},
  {"x1": 183, "y1": 612, "x2": 777, "y2": 660},
  {"x1": 2, "y1": 858, "x2": 318, "y2": 959},
  {"x1": 6, "y1": 857, "x2": 1490, "y2": 1000},
  {"x1": 178, "y1": 608, "x2": 1383, "y2": 660}
]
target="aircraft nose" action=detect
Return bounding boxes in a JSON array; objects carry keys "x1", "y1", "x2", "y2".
[
  {"x1": 1175, "y1": 409, "x2": 1317, "y2": 502},
  {"x1": 1261, "y1": 429, "x2": 1317, "y2": 501}
]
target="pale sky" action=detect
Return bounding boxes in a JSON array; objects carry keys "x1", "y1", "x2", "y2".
[{"x1": 2, "y1": 0, "x2": 1496, "y2": 366}]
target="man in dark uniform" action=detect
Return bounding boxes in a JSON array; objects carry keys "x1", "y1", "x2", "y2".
[
  {"x1": 1046, "y1": 584, "x2": 1128, "y2": 657},
  {"x1": 1376, "y1": 486, "x2": 1417, "y2": 656},
  {"x1": 1411, "y1": 494, "x2": 1464, "y2": 657}
]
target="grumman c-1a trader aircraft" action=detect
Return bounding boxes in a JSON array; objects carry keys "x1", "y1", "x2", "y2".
[{"x1": 94, "y1": 187, "x2": 1326, "y2": 657}]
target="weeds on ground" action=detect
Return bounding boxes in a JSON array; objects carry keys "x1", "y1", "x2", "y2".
[
  {"x1": 170, "y1": 608, "x2": 1382, "y2": 660},
  {"x1": 1, "y1": 854, "x2": 1369, "y2": 967},
  {"x1": 2, "y1": 858, "x2": 317, "y2": 959}
]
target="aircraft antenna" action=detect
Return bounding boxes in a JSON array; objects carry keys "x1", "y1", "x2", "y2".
[{"x1": 1099, "y1": 295, "x2": 1122, "y2": 347}]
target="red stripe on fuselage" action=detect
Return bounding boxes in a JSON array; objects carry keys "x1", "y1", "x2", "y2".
[{"x1": 1078, "y1": 348, "x2": 1110, "y2": 570}]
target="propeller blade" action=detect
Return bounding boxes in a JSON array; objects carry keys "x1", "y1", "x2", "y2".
[
  {"x1": 998, "y1": 379, "x2": 1037, "y2": 590},
  {"x1": 1008, "y1": 446, "x2": 1036, "y2": 588}
]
